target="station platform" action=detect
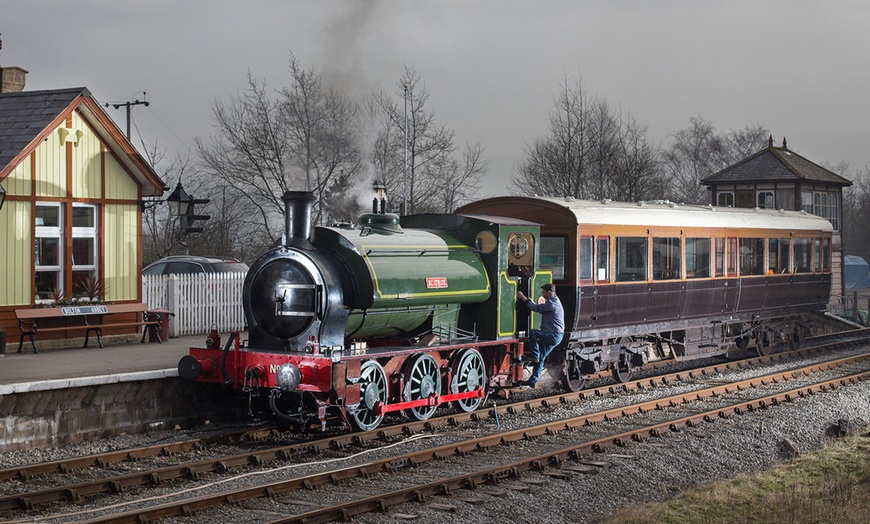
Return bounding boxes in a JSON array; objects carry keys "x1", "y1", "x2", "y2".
[{"x1": 0, "y1": 333, "x2": 212, "y2": 394}]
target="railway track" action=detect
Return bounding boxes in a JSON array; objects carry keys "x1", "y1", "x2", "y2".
[{"x1": 3, "y1": 329, "x2": 869, "y2": 523}]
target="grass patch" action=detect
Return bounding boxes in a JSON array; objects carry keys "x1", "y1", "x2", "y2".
[{"x1": 602, "y1": 431, "x2": 870, "y2": 524}]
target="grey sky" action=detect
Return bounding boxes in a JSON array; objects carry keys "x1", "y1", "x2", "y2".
[{"x1": 3, "y1": 0, "x2": 869, "y2": 195}]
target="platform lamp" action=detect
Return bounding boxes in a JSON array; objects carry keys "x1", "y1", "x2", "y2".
[
  {"x1": 165, "y1": 181, "x2": 191, "y2": 217},
  {"x1": 0, "y1": 183, "x2": 6, "y2": 211}
]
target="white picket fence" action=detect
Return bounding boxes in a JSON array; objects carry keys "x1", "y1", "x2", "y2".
[{"x1": 142, "y1": 273, "x2": 247, "y2": 337}]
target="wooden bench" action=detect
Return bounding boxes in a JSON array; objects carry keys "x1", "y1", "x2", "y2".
[{"x1": 14, "y1": 303, "x2": 165, "y2": 354}]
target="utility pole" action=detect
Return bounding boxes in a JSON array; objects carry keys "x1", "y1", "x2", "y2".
[
  {"x1": 403, "y1": 82, "x2": 409, "y2": 215},
  {"x1": 105, "y1": 95, "x2": 150, "y2": 139}
]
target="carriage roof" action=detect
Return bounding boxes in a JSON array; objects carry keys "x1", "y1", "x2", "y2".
[{"x1": 460, "y1": 196, "x2": 833, "y2": 233}]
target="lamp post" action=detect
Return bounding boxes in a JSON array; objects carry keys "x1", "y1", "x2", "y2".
[{"x1": 164, "y1": 181, "x2": 210, "y2": 255}]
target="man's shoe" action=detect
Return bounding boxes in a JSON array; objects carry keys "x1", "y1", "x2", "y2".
[{"x1": 513, "y1": 357, "x2": 539, "y2": 365}]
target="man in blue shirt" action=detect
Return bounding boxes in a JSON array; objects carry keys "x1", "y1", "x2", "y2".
[{"x1": 516, "y1": 283, "x2": 565, "y2": 388}]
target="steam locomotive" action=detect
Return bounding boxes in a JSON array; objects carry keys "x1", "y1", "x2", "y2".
[{"x1": 178, "y1": 192, "x2": 833, "y2": 431}]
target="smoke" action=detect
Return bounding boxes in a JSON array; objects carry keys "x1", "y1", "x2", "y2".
[{"x1": 316, "y1": 0, "x2": 386, "y2": 97}]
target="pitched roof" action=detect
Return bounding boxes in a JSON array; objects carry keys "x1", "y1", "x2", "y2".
[
  {"x1": 701, "y1": 145, "x2": 852, "y2": 187},
  {"x1": 0, "y1": 87, "x2": 164, "y2": 196}
]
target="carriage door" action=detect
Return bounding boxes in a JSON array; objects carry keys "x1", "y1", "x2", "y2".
[{"x1": 508, "y1": 232, "x2": 536, "y2": 335}]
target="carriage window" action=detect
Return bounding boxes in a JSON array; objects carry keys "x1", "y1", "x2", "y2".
[
  {"x1": 597, "y1": 237, "x2": 610, "y2": 282},
  {"x1": 687, "y1": 238, "x2": 711, "y2": 278},
  {"x1": 739, "y1": 238, "x2": 765, "y2": 275},
  {"x1": 615, "y1": 237, "x2": 647, "y2": 282},
  {"x1": 578, "y1": 237, "x2": 592, "y2": 281},
  {"x1": 727, "y1": 237, "x2": 737, "y2": 276},
  {"x1": 714, "y1": 238, "x2": 725, "y2": 277},
  {"x1": 813, "y1": 239, "x2": 822, "y2": 272},
  {"x1": 768, "y1": 238, "x2": 790, "y2": 274},
  {"x1": 652, "y1": 237, "x2": 681, "y2": 280},
  {"x1": 793, "y1": 238, "x2": 812, "y2": 273},
  {"x1": 540, "y1": 236, "x2": 566, "y2": 281}
]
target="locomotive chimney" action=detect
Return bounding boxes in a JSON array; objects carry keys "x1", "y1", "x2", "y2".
[{"x1": 282, "y1": 191, "x2": 315, "y2": 247}]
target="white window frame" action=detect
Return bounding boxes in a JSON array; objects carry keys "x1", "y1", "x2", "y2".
[
  {"x1": 756, "y1": 190, "x2": 774, "y2": 209},
  {"x1": 717, "y1": 192, "x2": 735, "y2": 207},
  {"x1": 72, "y1": 203, "x2": 99, "y2": 299},
  {"x1": 35, "y1": 202, "x2": 63, "y2": 303}
]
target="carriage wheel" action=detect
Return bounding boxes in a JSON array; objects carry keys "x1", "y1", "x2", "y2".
[
  {"x1": 403, "y1": 354, "x2": 441, "y2": 420},
  {"x1": 562, "y1": 358, "x2": 587, "y2": 392},
  {"x1": 611, "y1": 357, "x2": 634, "y2": 383},
  {"x1": 350, "y1": 360, "x2": 388, "y2": 431},
  {"x1": 611, "y1": 337, "x2": 635, "y2": 383},
  {"x1": 451, "y1": 348, "x2": 487, "y2": 412},
  {"x1": 755, "y1": 333, "x2": 771, "y2": 357}
]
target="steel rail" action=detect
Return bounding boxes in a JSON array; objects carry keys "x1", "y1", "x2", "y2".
[
  {"x1": 71, "y1": 353, "x2": 870, "y2": 523},
  {"x1": 0, "y1": 426, "x2": 279, "y2": 483},
  {"x1": 270, "y1": 370, "x2": 870, "y2": 524},
  {"x1": 2, "y1": 328, "x2": 862, "y2": 487},
  {"x1": 3, "y1": 335, "x2": 868, "y2": 512}
]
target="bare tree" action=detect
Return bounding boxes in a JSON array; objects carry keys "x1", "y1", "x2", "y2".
[
  {"x1": 281, "y1": 54, "x2": 365, "y2": 224},
  {"x1": 197, "y1": 55, "x2": 365, "y2": 235},
  {"x1": 838, "y1": 163, "x2": 870, "y2": 262},
  {"x1": 513, "y1": 73, "x2": 593, "y2": 198},
  {"x1": 371, "y1": 67, "x2": 487, "y2": 214},
  {"x1": 611, "y1": 114, "x2": 664, "y2": 202},
  {"x1": 196, "y1": 73, "x2": 291, "y2": 237},
  {"x1": 663, "y1": 117, "x2": 768, "y2": 204},
  {"x1": 512, "y1": 73, "x2": 661, "y2": 201}
]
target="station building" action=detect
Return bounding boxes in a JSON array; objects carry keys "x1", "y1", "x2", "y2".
[{"x1": 0, "y1": 69, "x2": 165, "y2": 352}]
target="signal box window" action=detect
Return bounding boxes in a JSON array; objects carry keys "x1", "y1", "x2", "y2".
[
  {"x1": 540, "y1": 236, "x2": 566, "y2": 281},
  {"x1": 757, "y1": 191, "x2": 774, "y2": 209},
  {"x1": 687, "y1": 238, "x2": 711, "y2": 278},
  {"x1": 652, "y1": 237, "x2": 681, "y2": 280},
  {"x1": 616, "y1": 237, "x2": 647, "y2": 282},
  {"x1": 596, "y1": 237, "x2": 610, "y2": 282}
]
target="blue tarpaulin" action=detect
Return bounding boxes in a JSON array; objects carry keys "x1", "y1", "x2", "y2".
[{"x1": 844, "y1": 255, "x2": 870, "y2": 289}]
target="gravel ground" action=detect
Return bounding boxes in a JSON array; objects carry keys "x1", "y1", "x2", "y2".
[{"x1": 3, "y1": 344, "x2": 869, "y2": 523}]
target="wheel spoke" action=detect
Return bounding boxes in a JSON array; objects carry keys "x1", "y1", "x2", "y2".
[
  {"x1": 350, "y1": 360, "x2": 387, "y2": 431},
  {"x1": 403, "y1": 354, "x2": 441, "y2": 421},
  {"x1": 451, "y1": 349, "x2": 487, "y2": 412}
]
